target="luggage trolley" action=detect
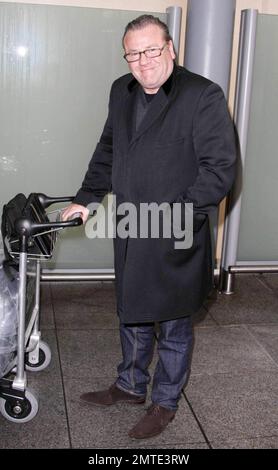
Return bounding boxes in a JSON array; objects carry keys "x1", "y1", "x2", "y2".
[{"x1": 0, "y1": 193, "x2": 82, "y2": 423}]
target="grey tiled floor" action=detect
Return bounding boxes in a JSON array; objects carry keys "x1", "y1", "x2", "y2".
[{"x1": 1, "y1": 274, "x2": 278, "y2": 449}]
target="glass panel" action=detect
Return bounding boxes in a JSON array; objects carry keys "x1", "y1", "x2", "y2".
[
  {"x1": 237, "y1": 14, "x2": 278, "y2": 262},
  {"x1": 0, "y1": 2, "x2": 165, "y2": 269}
]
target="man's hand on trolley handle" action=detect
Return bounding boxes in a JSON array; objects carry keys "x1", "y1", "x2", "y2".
[{"x1": 61, "y1": 204, "x2": 89, "y2": 224}]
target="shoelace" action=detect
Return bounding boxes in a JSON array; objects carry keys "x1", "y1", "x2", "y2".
[{"x1": 147, "y1": 404, "x2": 161, "y2": 416}]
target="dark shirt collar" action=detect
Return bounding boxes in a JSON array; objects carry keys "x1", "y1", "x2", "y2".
[{"x1": 127, "y1": 61, "x2": 176, "y2": 96}]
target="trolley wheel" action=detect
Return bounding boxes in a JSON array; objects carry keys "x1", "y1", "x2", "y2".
[
  {"x1": 0, "y1": 388, "x2": 38, "y2": 423},
  {"x1": 25, "y1": 341, "x2": 52, "y2": 372}
]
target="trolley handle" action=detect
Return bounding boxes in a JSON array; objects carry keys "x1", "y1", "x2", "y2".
[
  {"x1": 15, "y1": 215, "x2": 83, "y2": 237},
  {"x1": 37, "y1": 193, "x2": 74, "y2": 209}
]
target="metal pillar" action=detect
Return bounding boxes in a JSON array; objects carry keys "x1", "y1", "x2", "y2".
[
  {"x1": 184, "y1": 0, "x2": 236, "y2": 97},
  {"x1": 166, "y1": 6, "x2": 182, "y2": 59},
  {"x1": 184, "y1": 0, "x2": 236, "y2": 285},
  {"x1": 221, "y1": 10, "x2": 258, "y2": 293}
]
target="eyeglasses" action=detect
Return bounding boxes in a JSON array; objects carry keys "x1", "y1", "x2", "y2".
[{"x1": 123, "y1": 44, "x2": 167, "y2": 63}]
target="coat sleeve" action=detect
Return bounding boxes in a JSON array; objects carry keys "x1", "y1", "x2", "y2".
[
  {"x1": 177, "y1": 83, "x2": 237, "y2": 230},
  {"x1": 73, "y1": 86, "x2": 114, "y2": 207}
]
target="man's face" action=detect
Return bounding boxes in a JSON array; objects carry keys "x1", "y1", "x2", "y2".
[{"x1": 123, "y1": 24, "x2": 176, "y2": 94}]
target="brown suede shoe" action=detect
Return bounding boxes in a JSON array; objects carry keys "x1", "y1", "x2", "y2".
[
  {"x1": 128, "y1": 404, "x2": 176, "y2": 439},
  {"x1": 80, "y1": 384, "x2": 146, "y2": 407}
]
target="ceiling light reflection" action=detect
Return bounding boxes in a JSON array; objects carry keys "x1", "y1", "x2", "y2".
[{"x1": 16, "y1": 46, "x2": 28, "y2": 57}]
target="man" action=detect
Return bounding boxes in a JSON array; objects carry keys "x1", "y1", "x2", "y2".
[{"x1": 62, "y1": 15, "x2": 236, "y2": 439}]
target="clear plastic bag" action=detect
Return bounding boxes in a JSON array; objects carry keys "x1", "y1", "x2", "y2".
[{"x1": 0, "y1": 256, "x2": 19, "y2": 378}]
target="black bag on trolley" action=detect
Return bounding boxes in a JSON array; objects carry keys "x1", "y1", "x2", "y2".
[{"x1": 1, "y1": 193, "x2": 27, "y2": 266}]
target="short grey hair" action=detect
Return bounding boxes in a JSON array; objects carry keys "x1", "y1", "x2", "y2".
[{"x1": 122, "y1": 14, "x2": 172, "y2": 47}]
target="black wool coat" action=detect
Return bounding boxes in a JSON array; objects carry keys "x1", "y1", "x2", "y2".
[{"x1": 74, "y1": 65, "x2": 236, "y2": 323}]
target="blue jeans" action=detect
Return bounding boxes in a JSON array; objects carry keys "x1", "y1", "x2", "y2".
[{"x1": 116, "y1": 316, "x2": 193, "y2": 411}]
